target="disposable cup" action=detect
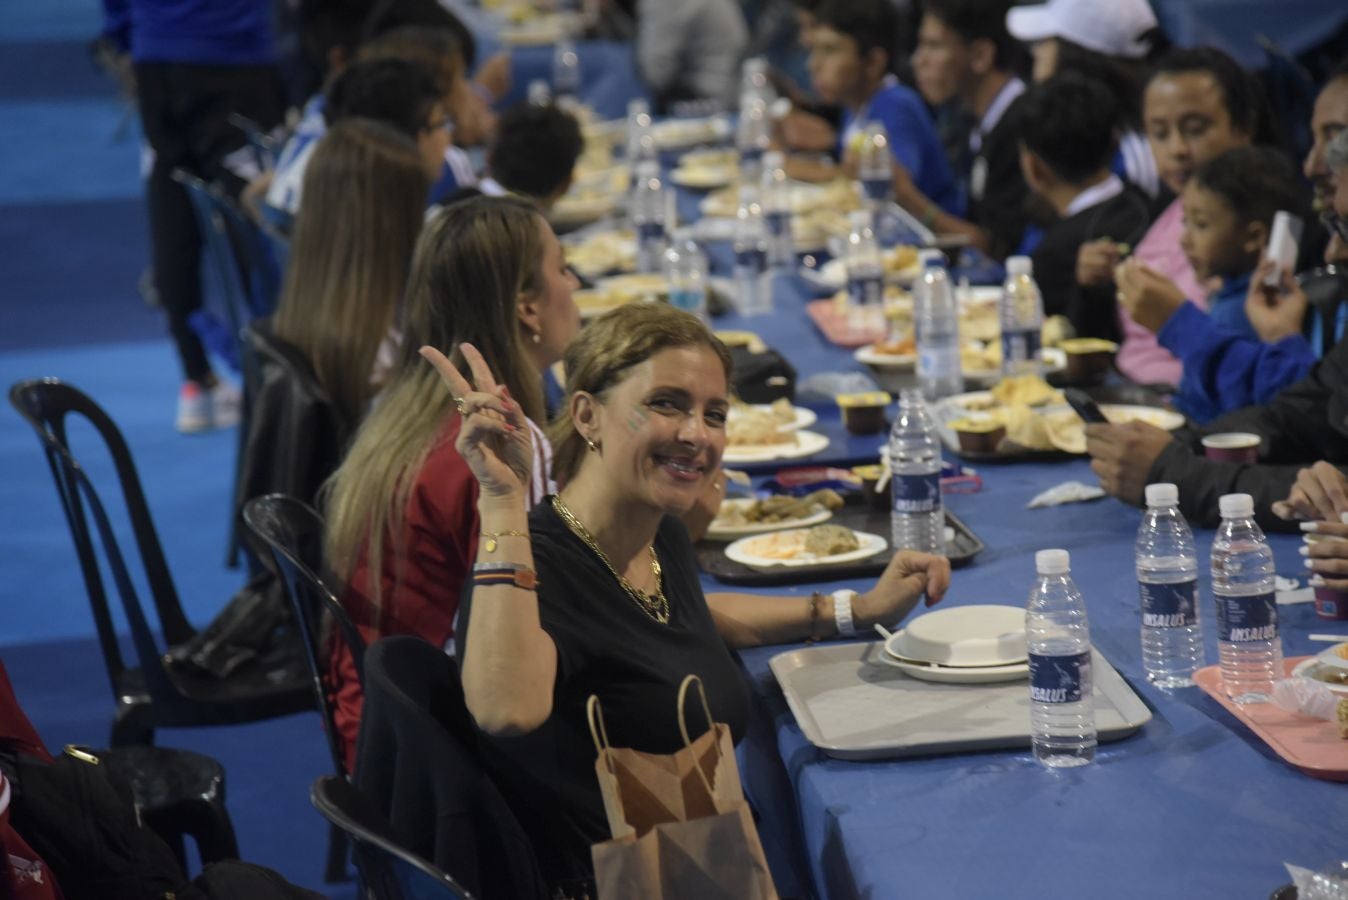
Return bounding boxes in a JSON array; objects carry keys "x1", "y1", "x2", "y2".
[{"x1": 1201, "y1": 432, "x2": 1260, "y2": 463}]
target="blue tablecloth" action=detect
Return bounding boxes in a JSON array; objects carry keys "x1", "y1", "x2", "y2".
[{"x1": 701, "y1": 286, "x2": 1348, "y2": 898}]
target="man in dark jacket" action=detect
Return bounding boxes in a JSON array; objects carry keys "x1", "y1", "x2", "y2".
[{"x1": 1085, "y1": 68, "x2": 1348, "y2": 530}]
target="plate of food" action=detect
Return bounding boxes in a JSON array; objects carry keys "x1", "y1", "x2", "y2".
[
  {"x1": 854, "y1": 337, "x2": 916, "y2": 368},
  {"x1": 669, "y1": 165, "x2": 736, "y2": 190},
  {"x1": 651, "y1": 116, "x2": 732, "y2": 150},
  {"x1": 705, "y1": 489, "x2": 843, "y2": 540},
  {"x1": 1292, "y1": 657, "x2": 1348, "y2": 694},
  {"x1": 728, "y1": 398, "x2": 817, "y2": 432},
  {"x1": 961, "y1": 347, "x2": 1067, "y2": 386},
  {"x1": 549, "y1": 192, "x2": 620, "y2": 230},
  {"x1": 816, "y1": 245, "x2": 923, "y2": 288},
  {"x1": 724, "y1": 524, "x2": 886, "y2": 568},
  {"x1": 564, "y1": 229, "x2": 636, "y2": 278},
  {"x1": 721, "y1": 429, "x2": 829, "y2": 463},
  {"x1": 1315, "y1": 642, "x2": 1348, "y2": 671}
]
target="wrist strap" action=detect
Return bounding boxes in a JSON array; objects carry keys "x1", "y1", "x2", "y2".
[
  {"x1": 472, "y1": 564, "x2": 537, "y2": 590},
  {"x1": 832, "y1": 589, "x2": 857, "y2": 637}
]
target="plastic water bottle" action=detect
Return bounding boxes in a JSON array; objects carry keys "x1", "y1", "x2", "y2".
[
  {"x1": 844, "y1": 210, "x2": 883, "y2": 331},
  {"x1": 1027, "y1": 549, "x2": 1096, "y2": 768},
  {"x1": 1211, "y1": 493, "x2": 1283, "y2": 704},
  {"x1": 1000, "y1": 255, "x2": 1044, "y2": 377},
  {"x1": 665, "y1": 228, "x2": 709, "y2": 322},
  {"x1": 631, "y1": 160, "x2": 667, "y2": 274},
  {"x1": 552, "y1": 33, "x2": 581, "y2": 108},
  {"x1": 1136, "y1": 483, "x2": 1205, "y2": 688},
  {"x1": 888, "y1": 389, "x2": 945, "y2": 554},
  {"x1": 916, "y1": 256, "x2": 962, "y2": 400},
  {"x1": 626, "y1": 99, "x2": 655, "y2": 170},
  {"x1": 857, "y1": 121, "x2": 893, "y2": 208},
  {"x1": 739, "y1": 57, "x2": 774, "y2": 104},
  {"x1": 733, "y1": 183, "x2": 771, "y2": 316},
  {"x1": 761, "y1": 151, "x2": 794, "y2": 269},
  {"x1": 736, "y1": 92, "x2": 771, "y2": 184}
]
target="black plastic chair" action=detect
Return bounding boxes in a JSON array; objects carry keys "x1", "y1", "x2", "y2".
[
  {"x1": 173, "y1": 169, "x2": 283, "y2": 569},
  {"x1": 312, "y1": 775, "x2": 474, "y2": 899},
  {"x1": 242, "y1": 493, "x2": 366, "y2": 883},
  {"x1": 8, "y1": 378, "x2": 314, "y2": 747},
  {"x1": 1299, "y1": 264, "x2": 1348, "y2": 356},
  {"x1": 97, "y1": 744, "x2": 240, "y2": 870}
]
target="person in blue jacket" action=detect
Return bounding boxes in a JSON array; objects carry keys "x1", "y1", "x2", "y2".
[
  {"x1": 805, "y1": 0, "x2": 960, "y2": 217},
  {"x1": 1116, "y1": 145, "x2": 1313, "y2": 423}
]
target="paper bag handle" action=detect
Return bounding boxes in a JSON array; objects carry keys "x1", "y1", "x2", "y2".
[
  {"x1": 587, "y1": 695, "x2": 618, "y2": 775},
  {"x1": 676, "y1": 674, "x2": 721, "y2": 802}
]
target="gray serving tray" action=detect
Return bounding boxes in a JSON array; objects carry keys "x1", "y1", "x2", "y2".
[{"x1": 769, "y1": 641, "x2": 1151, "y2": 760}]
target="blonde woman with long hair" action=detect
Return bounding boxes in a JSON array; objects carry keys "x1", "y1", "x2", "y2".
[
  {"x1": 270, "y1": 117, "x2": 430, "y2": 430},
  {"x1": 421, "y1": 302, "x2": 952, "y2": 893},
  {"x1": 323, "y1": 195, "x2": 580, "y2": 770}
]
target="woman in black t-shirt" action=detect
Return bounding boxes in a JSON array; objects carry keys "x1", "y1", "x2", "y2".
[{"x1": 421, "y1": 303, "x2": 951, "y2": 891}]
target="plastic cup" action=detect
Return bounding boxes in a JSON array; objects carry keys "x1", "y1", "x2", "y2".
[{"x1": 1201, "y1": 432, "x2": 1260, "y2": 463}]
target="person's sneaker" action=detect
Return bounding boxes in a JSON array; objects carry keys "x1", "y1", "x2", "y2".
[
  {"x1": 209, "y1": 379, "x2": 242, "y2": 429},
  {"x1": 176, "y1": 382, "x2": 212, "y2": 433},
  {"x1": 175, "y1": 379, "x2": 242, "y2": 433}
]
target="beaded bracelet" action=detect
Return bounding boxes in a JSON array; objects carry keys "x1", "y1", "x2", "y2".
[{"x1": 804, "y1": 592, "x2": 824, "y2": 644}]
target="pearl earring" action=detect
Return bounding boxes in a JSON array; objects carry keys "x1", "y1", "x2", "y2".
[
  {"x1": 584, "y1": 436, "x2": 599, "y2": 453},
  {"x1": 532, "y1": 331, "x2": 542, "y2": 344}
]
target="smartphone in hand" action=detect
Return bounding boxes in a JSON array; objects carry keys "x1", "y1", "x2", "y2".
[{"x1": 1064, "y1": 388, "x2": 1110, "y2": 424}]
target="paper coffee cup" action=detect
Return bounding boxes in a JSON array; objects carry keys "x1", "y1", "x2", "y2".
[{"x1": 1201, "y1": 432, "x2": 1260, "y2": 463}]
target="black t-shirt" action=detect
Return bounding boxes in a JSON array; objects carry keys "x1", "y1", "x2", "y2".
[
  {"x1": 1031, "y1": 183, "x2": 1154, "y2": 342},
  {"x1": 458, "y1": 500, "x2": 751, "y2": 887},
  {"x1": 966, "y1": 96, "x2": 1030, "y2": 261}
]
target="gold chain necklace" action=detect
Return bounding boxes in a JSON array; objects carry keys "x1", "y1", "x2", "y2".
[{"x1": 551, "y1": 494, "x2": 670, "y2": 624}]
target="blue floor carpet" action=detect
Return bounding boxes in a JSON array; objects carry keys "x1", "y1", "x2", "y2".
[{"x1": 1, "y1": 3, "x2": 356, "y2": 894}]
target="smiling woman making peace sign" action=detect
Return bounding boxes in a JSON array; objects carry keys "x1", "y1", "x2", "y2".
[{"x1": 424, "y1": 303, "x2": 951, "y2": 893}]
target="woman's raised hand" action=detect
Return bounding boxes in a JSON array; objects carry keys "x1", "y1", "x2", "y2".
[{"x1": 419, "y1": 342, "x2": 533, "y2": 501}]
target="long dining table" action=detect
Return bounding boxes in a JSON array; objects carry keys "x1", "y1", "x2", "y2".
[{"x1": 689, "y1": 259, "x2": 1348, "y2": 898}]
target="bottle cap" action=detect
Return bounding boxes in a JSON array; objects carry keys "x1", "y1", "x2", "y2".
[
  {"x1": 1035, "y1": 549, "x2": 1070, "y2": 574},
  {"x1": 1219, "y1": 493, "x2": 1254, "y2": 518},
  {"x1": 635, "y1": 159, "x2": 660, "y2": 179},
  {"x1": 1006, "y1": 255, "x2": 1033, "y2": 276},
  {"x1": 848, "y1": 210, "x2": 872, "y2": 232},
  {"x1": 762, "y1": 150, "x2": 785, "y2": 170},
  {"x1": 627, "y1": 98, "x2": 649, "y2": 117},
  {"x1": 1144, "y1": 483, "x2": 1179, "y2": 507}
]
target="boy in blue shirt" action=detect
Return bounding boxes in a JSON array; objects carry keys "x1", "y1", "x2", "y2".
[
  {"x1": 1117, "y1": 146, "x2": 1313, "y2": 423},
  {"x1": 802, "y1": 0, "x2": 960, "y2": 217}
]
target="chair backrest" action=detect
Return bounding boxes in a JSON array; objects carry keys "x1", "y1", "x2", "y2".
[
  {"x1": 8, "y1": 379, "x2": 195, "y2": 699},
  {"x1": 1298, "y1": 265, "x2": 1348, "y2": 357},
  {"x1": 241, "y1": 493, "x2": 366, "y2": 776},
  {"x1": 311, "y1": 775, "x2": 474, "y2": 900},
  {"x1": 356, "y1": 637, "x2": 549, "y2": 900}
]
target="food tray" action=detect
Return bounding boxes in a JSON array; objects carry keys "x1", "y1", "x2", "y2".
[
  {"x1": 696, "y1": 501, "x2": 982, "y2": 586},
  {"x1": 769, "y1": 642, "x2": 1150, "y2": 760},
  {"x1": 1194, "y1": 659, "x2": 1348, "y2": 782},
  {"x1": 805, "y1": 299, "x2": 886, "y2": 348}
]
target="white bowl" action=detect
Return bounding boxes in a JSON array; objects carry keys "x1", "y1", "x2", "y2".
[{"x1": 887, "y1": 604, "x2": 1027, "y2": 667}]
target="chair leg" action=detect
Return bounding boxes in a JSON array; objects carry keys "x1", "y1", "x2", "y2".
[
  {"x1": 323, "y1": 820, "x2": 351, "y2": 882},
  {"x1": 110, "y1": 704, "x2": 155, "y2": 747}
]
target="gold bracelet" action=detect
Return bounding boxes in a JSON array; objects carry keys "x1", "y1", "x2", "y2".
[{"x1": 480, "y1": 530, "x2": 528, "y2": 553}]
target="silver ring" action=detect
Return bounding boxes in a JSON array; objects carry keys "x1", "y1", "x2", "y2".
[{"x1": 454, "y1": 396, "x2": 468, "y2": 415}]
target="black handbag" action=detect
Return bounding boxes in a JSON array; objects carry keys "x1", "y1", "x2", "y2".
[{"x1": 729, "y1": 345, "x2": 796, "y2": 404}]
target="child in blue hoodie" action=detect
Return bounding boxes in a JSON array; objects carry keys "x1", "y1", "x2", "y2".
[{"x1": 1116, "y1": 146, "x2": 1313, "y2": 423}]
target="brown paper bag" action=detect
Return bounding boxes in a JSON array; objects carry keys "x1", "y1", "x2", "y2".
[{"x1": 587, "y1": 675, "x2": 778, "y2": 900}]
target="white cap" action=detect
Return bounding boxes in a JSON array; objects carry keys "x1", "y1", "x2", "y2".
[
  {"x1": 1006, "y1": 0, "x2": 1158, "y2": 59},
  {"x1": 635, "y1": 159, "x2": 660, "y2": 179},
  {"x1": 763, "y1": 150, "x2": 785, "y2": 170},
  {"x1": 1144, "y1": 483, "x2": 1178, "y2": 508},
  {"x1": 1006, "y1": 255, "x2": 1033, "y2": 276},
  {"x1": 1036, "y1": 549, "x2": 1070, "y2": 574},
  {"x1": 848, "y1": 210, "x2": 872, "y2": 232},
  {"x1": 1219, "y1": 493, "x2": 1254, "y2": 519},
  {"x1": 627, "y1": 98, "x2": 649, "y2": 117},
  {"x1": 918, "y1": 248, "x2": 945, "y2": 264}
]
